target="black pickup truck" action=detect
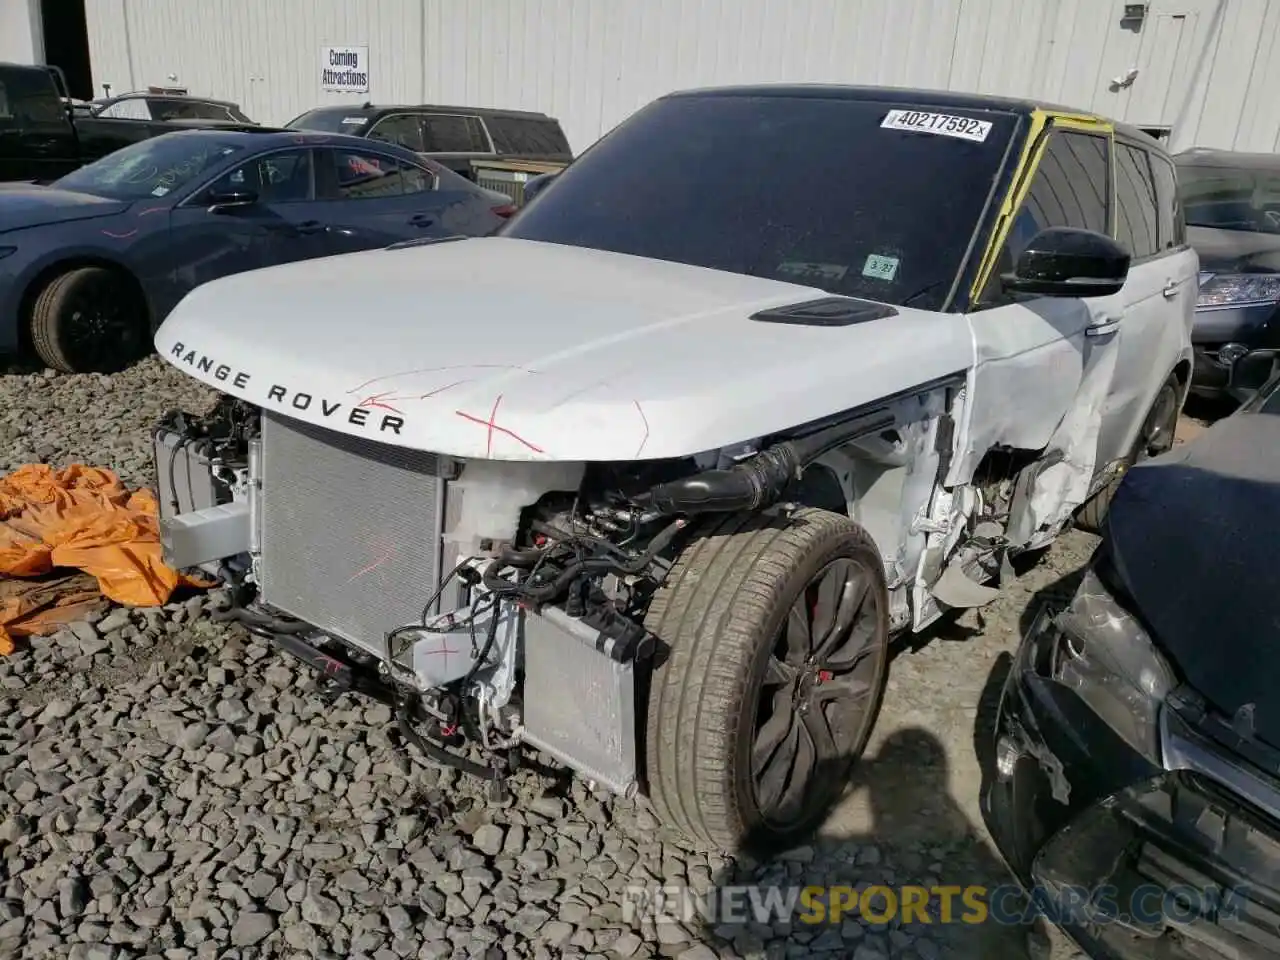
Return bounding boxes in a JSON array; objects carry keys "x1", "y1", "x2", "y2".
[{"x1": 0, "y1": 62, "x2": 257, "y2": 183}]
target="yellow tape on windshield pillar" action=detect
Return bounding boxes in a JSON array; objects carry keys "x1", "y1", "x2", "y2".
[{"x1": 968, "y1": 109, "x2": 1115, "y2": 303}]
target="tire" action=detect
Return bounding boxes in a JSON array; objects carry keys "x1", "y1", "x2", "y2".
[
  {"x1": 1075, "y1": 372, "x2": 1182, "y2": 533},
  {"x1": 29, "y1": 266, "x2": 148, "y2": 374},
  {"x1": 642, "y1": 507, "x2": 891, "y2": 853}
]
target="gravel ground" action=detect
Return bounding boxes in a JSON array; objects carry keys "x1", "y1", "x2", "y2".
[{"x1": 0, "y1": 357, "x2": 1217, "y2": 960}]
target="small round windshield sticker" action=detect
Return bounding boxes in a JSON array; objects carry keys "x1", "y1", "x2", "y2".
[{"x1": 862, "y1": 254, "x2": 900, "y2": 281}]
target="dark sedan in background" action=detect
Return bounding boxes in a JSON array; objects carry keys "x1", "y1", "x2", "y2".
[
  {"x1": 1176, "y1": 148, "x2": 1280, "y2": 399},
  {"x1": 983, "y1": 350, "x2": 1280, "y2": 959},
  {"x1": 0, "y1": 128, "x2": 513, "y2": 373}
]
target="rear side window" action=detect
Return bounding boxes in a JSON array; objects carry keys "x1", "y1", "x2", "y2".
[
  {"x1": 151, "y1": 100, "x2": 238, "y2": 122},
  {"x1": 486, "y1": 116, "x2": 571, "y2": 157},
  {"x1": 1115, "y1": 143, "x2": 1159, "y2": 260},
  {"x1": 0, "y1": 67, "x2": 66, "y2": 125},
  {"x1": 1150, "y1": 155, "x2": 1185, "y2": 249},
  {"x1": 97, "y1": 99, "x2": 151, "y2": 120},
  {"x1": 368, "y1": 115, "x2": 424, "y2": 152},
  {"x1": 420, "y1": 114, "x2": 489, "y2": 153},
  {"x1": 326, "y1": 149, "x2": 432, "y2": 199}
]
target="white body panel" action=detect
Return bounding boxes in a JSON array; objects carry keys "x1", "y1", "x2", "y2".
[{"x1": 154, "y1": 236, "x2": 976, "y2": 462}]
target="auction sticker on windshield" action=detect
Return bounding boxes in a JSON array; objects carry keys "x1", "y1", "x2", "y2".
[{"x1": 881, "y1": 109, "x2": 992, "y2": 143}]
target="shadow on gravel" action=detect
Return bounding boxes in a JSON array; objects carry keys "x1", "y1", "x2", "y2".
[{"x1": 691, "y1": 728, "x2": 1052, "y2": 959}]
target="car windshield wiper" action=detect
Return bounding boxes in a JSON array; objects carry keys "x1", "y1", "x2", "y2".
[{"x1": 899, "y1": 278, "x2": 952, "y2": 308}]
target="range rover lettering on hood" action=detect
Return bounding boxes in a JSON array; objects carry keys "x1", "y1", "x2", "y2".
[{"x1": 169, "y1": 342, "x2": 405, "y2": 436}]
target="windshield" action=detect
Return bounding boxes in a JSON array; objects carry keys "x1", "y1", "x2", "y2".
[
  {"x1": 1177, "y1": 162, "x2": 1280, "y2": 234},
  {"x1": 502, "y1": 94, "x2": 1018, "y2": 310},
  {"x1": 287, "y1": 108, "x2": 369, "y2": 135},
  {"x1": 53, "y1": 135, "x2": 245, "y2": 200}
]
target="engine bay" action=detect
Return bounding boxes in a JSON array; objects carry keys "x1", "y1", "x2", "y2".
[{"x1": 151, "y1": 377, "x2": 1032, "y2": 802}]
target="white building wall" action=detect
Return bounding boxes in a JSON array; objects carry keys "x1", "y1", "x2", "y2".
[
  {"x1": 0, "y1": 0, "x2": 44, "y2": 66},
  {"x1": 84, "y1": 0, "x2": 1280, "y2": 154}
]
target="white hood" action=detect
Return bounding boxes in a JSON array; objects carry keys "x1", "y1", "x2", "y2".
[{"x1": 155, "y1": 237, "x2": 974, "y2": 461}]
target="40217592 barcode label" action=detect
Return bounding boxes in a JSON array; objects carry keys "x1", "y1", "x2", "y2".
[{"x1": 880, "y1": 109, "x2": 992, "y2": 143}]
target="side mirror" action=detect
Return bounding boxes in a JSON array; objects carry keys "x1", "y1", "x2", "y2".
[
  {"x1": 523, "y1": 171, "x2": 558, "y2": 204},
  {"x1": 1231, "y1": 348, "x2": 1280, "y2": 396},
  {"x1": 207, "y1": 189, "x2": 257, "y2": 213},
  {"x1": 1001, "y1": 227, "x2": 1131, "y2": 299}
]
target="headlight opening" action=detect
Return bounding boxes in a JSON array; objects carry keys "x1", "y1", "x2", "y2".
[
  {"x1": 1051, "y1": 566, "x2": 1177, "y2": 762},
  {"x1": 1196, "y1": 272, "x2": 1280, "y2": 307}
]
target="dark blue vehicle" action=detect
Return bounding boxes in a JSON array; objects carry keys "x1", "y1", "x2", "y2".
[{"x1": 0, "y1": 128, "x2": 514, "y2": 373}]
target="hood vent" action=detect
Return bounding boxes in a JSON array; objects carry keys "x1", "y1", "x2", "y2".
[{"x1": 750, "y1": 296, "x2": 898, "y2": 327}]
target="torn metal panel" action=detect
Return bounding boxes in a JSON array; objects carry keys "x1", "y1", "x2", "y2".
[
  {"x1": 948, "y1": 298, "x2": 1109, "y2": 488},
  {"x1": 931, "y1": 562, "x2": 1001, "y2": 609},
  {"x1": 1005, "y1": 329, "x2": 1122, "y2": 545},
  {"x1": 813, "y1": 385, "x2": 951, "y2": 633},
  {"x1": 910, "y1": 484, "x2": 984, "y2": 632}
]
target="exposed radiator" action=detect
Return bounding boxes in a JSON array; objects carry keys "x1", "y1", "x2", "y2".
[{"x1": 256, "y1": 412, "x2": 452, "y2": 659}]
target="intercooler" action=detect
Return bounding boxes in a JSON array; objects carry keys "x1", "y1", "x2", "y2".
[{"x1": 255, "y1": 411, "x2": 460, "y2": 659}]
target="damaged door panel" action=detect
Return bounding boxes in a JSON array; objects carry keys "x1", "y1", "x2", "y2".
[{"x1": 950, "y1": 120, "x2": 1130, "y2": 545}]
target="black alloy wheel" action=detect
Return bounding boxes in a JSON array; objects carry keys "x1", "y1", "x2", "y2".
[
  {"x1": 30, "y1": 266, "x2": 148, "y2": 374},
  {"x1": 752, "y1": 556, "x2": 886, "y2": 827},
  {"x1": 643, "y1": 508, "x2": 891, "y2": 852}
]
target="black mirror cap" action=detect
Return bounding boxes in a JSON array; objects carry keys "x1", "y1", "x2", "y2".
[{"x1": 1002, "y1": 226, "x2": 1131, "y2": 299}]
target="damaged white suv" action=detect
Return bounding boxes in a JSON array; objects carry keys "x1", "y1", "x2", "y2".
[{"x1": 151, "y1": 85, "x2": 1196, "y2": 853}]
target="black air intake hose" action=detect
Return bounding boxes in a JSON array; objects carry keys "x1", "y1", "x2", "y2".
[
  {"x1": 642, "y1": 443, "x2": 800, "y2": 515},
  {"x1": 638, "y1": 413, "x2": 893, "y2": 517}
]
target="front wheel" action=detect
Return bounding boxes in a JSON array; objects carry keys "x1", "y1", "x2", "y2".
[
  {"x1": 28, "y1": 266, "x2": 149, "y2": 374},
  {"x1": 642, "y1": 508, "x2": 891, "y2": 853}
]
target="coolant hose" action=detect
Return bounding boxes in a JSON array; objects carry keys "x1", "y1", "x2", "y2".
[
  {"x1": 396, "y1": 700, "x2": 497, "y2": 779},
  {"x1": 210, "y1": 605, "x2": 314, "y2": 634}
]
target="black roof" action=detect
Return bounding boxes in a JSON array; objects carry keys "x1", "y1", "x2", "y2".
[
  {"x1": 1173, "y1": 146, "x2": 1280, "y2": 170},
  {"x1": 298, "y1": 103, "x2": 559, "y2": 122},
  {"x1": 663, "y1": 83, "x2": 1166, "y2": 152},
  {"x1": 97, "y1": 91, "x2": 242, "y2": 109}
]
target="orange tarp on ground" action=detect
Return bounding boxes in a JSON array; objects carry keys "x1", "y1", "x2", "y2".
[{"x1": 0, "y1": 463, "x2": 209, "y2": 654}]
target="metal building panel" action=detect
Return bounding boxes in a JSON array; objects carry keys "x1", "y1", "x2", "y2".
[
  {"x1": 1236, "y1": 1, "x2": 1280, "y2": 152},
  {"x1": 86, "y1": 0, "x2": 424, "y2": 127},
  {"x1": 1177, "y1": 0, "x2": 1266, "y2": 150},
  {"x1": 81, "y1": 1, "x2": 1280, "y2": 164}
]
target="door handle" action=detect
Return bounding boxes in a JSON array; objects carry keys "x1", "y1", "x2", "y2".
[
  {"x1": 295, "y1": 220, "x2": 327, "y2": 235},
  {"x1": 408, "y1": 214, "x2": 435, "y2": 228},
  {"x1": 1162, "y1": 279, "x2": 1180, "y2": 299},
  {"x1": 1086, "y1": 316, "x2": 1121, "y2": 338}
]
